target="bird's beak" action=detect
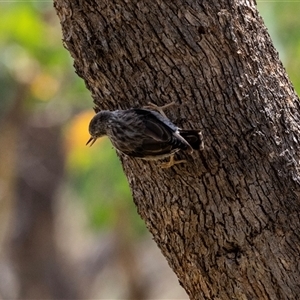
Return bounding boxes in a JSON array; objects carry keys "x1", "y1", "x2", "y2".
[{"x1": 86, "y1": 136, "x2": 97, "y2": 147}]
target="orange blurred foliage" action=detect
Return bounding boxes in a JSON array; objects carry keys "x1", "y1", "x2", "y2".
[
  {"x1": 30, "y1": 73, "x2": 59, "y2": 101},
  {"x1": 65, "y1": 110, "x2": 96, "y2": 151}
]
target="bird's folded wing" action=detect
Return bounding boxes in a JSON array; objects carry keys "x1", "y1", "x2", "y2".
[{"x1": 143, "y1": 118, "x2": 172, "y2": 143}]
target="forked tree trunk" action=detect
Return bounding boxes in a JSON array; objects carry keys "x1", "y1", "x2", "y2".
[{"x1": 54, "y1": 0, "x2": 300, "y2": 299}]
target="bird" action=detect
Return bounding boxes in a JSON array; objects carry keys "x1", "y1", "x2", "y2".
[{"x1": 86, "y1": 103, "x2": 203, "y2": 168}]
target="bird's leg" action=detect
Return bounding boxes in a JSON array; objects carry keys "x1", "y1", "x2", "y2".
[
  {"x1": 144, "y1": 101, "x2": 175, "y2": 118},
  {"x1": 160, "y1": 154, "x2": 186, "y2": 169}
]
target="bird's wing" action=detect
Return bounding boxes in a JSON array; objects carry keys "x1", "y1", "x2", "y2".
[
  {"x1": 125, "y1": 108, "x2": 193, "y2": 156},
  {"x1": 131, "y1": 109, "x2": 173, "y2": 142},
  {"x1": 135, "y1": 108, "x2": 194, "y2": 150},
  {"x1": 119, "y1": 109, "x2": 174, "y2": 156},
  {"x1": 143, "y1": 118, "x2": 173, "y2": 143}
]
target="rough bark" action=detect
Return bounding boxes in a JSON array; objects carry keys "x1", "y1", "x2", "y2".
[{"x1": 54, "y1": 0, "x2": 300, "y2": 299}]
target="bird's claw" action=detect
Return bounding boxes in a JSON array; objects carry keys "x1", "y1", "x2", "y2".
[
  {"x1": 144, "y1": 101, "x2": 176, "y2": 118},
  {"x1": 160, "y1": 155, "x2": 186, "y2": 168}
]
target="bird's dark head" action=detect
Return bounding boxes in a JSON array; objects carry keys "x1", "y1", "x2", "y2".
[{"x1": 86, "y1": 111, "x2": 112, "y2": 146}]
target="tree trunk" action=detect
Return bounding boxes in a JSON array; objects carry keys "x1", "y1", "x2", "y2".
[
  {"x1": 10, "y1": 113, "x2": 80, "y2": 299},
  {"x1": 54, "y1": 0, "x2": 300, "y2": 299}
]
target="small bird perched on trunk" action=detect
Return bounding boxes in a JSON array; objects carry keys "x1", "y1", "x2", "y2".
[{"x1": 86, "y1": 103, "x2": 203, "y2": 168}]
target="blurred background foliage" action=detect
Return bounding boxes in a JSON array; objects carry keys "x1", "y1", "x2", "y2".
[{"x1": 0, "y1": 1, "x2": 299, "y2": 299}]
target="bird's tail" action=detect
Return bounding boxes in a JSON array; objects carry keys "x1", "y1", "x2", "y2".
[{"x1": 179, "y1": 130, "x2": 204, "y2": 150}]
